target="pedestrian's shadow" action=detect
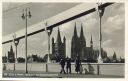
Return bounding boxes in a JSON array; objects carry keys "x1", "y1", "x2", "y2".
[{"x1": 84, "y1": 63, "x2": 94, "y2": 74}]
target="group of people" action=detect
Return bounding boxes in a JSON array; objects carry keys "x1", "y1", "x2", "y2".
[
  {"x1": 59, "y1": 56, "x2": 83, "y2": 74},
  {"x1": 59, "y1": 57, "x2": 71, "y2": 74}
]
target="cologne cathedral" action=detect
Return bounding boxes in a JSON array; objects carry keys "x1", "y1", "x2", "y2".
[
  {"x1": 51, "y1": 23, "x2": 107, "y2": 62},
  {"x1": 71, "y1": 23, "x2": 98, "y2": 61}
]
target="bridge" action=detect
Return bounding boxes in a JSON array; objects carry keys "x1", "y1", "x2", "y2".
[{"x1": 2, "y1": 3, "x2": 113, "y2": 44}]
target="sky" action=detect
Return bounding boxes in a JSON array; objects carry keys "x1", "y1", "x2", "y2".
[{"x1": 2, "y1": 3, "x2": 125, "y2": 59}]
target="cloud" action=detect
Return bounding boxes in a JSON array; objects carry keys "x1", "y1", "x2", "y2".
[
  {"x1": 117, "y1": 4, "x2": 125, "y2": 13},
  {"x1": 103, "y1": 39, "x2": 112, "y2": 47},
  {"x1": 83, "y1": 18, "x2": 97, "y2": 31},
  {"x1": 28, "y1": 36, "x2": 41, "y2": 42},
  {"x1": 103, "y1": 14, "x2": 124, "y2": 34},
  {"x1": 60, "y1": 21, "x2": 74, "y2": 32},
  {"x1": 2, "y1": 3, "x2": 27, "y2": 12},
  {"x1": 43, "y1": 3, "x2": 57, "y2": 8},
  {"x1": 103, "y1": 3, "x2": 124, "y2": 34},
  {"x1": 79, "y1": 13, "x2": 97, "y2": 31},
  {"x1": 103, "y1": 46, "x2": 124, "y2": 58},
  {"x1": 42, "y1": 40, "x2": 48, "y2": 46}
]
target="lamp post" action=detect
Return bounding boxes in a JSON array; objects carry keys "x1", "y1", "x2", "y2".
[
  {"x1": 97, "y1": 3, "x2": 105, "y2": 75},
  {"x1": 45, "y1": 22, "x2": 53, "y2": 72},
  {"x1": 45, "y1": 22, "x2": 53, "y2": 63},
  {"x1": 13, "y1": 34, "x2": 20, "y2": 70},
  {"x1": 21, "y1": 8, "x2": 31, "y2": 73}
]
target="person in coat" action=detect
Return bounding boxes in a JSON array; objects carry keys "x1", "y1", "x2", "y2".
[
  {"x1": 75, "y1": 56, "x2": 81, "y2": 74},
  {"x1": 60, "y1": 58, "x2": 66, "y2": 74},
  {"x1": 66, "y1": 57, "x2": 71, "y2": 74}
]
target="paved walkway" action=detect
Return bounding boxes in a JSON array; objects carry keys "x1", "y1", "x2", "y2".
[{"x1": 3, "y1": 70, "x2": 124, "y2": 78}]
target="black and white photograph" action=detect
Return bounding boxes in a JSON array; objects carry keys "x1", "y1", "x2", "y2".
[{"x1": 2, "y1": 1, "x2": 125, "y2": 78}]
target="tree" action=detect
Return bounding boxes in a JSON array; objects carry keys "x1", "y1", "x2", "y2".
[{"x1": 17, "y1": 57, "x2": 25, "y2": 63}]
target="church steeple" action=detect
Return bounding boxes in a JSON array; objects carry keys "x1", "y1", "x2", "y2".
[
  {"x1": 90, "y1": 35, "x2": 93, "y2": 48},
  {"x1": 10, "y1": 45, "x2": 13, "y2": 52},
  {"x1": 113, "y1": 51, "x2": 117, "y2": 60},
  {"x1": 71, "y1": 22, "x2": 79, "y2": 60},
  {"x1": 56, "y1": 27, "x2": 62, "y2": 43},
  {"x1": 80, "y1": 23, "x2": 84, "y2": 38},
  {"x1": 63, "y1": 36, "x2": 66, "y2": 43},
  {"x1": 79, "y1": 23, "x2": 86, "y2": 47},
  {"x1": 73, "y1": 22, "x2": 78, "y2": 38},
  {"x1": 72, "y1": 22, "x2": 79, "y2": 43}
]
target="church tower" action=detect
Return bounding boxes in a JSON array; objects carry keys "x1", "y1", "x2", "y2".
[
  {"x1": 79, "y1": 23, "x2": 86, "y2": 47},
  {"x1": 8, "y1": 45, "x2": 15, "y2": 63},
  {"x1": 79, "y1": 23, "x2": 86, "y2": 60},
  {"x1": 90, "y1": 35, "x2": 93, "y2": 49},
  {"x1": 71, "y1": 22, "x2": 79, "y2": 60},
  {"x1": 56, "y1": 27, "x2": 62, "y2": 44},
  {"x1": 52, "y1": 27, "x2": 66, "y2": 61},
  {"x1": 52, "y1": 37, "x2": 55, "y2": 59}
]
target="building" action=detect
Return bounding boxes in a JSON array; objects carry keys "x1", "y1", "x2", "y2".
[
  {"x1": 8, "y1": 45, "x2": 15, "y2": 63},
  {"x1": 52, "y1": 28, "x2": 66, "y2": 61},
  {"x1": 112, "y1": 51, "x2": 117, "y2": 63},
  {"x1": 71, "y1": 23, "x2": 104, "y2": 62},
  {"x1": 2, "y1": 54, "x2": 7, "y2": 63}
]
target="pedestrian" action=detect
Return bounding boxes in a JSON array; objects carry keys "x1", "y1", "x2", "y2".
[
  {"x1": 84, "y1": 68, "x2": 89, "y2": 74},
  {"x1": 60, "y1": 58, "x2": 66, "y2": 74},
  {"x1": 3, "y1": 63, "x2": 6, "y2": 70},
  {"x1": 66, "y1": 57, "x2": 71, "y2": 74},
  {"x1": 75, "y1": 55, "x2": 81, "y2": 74},
  {"x1": 88, "y1": 63, "x2": 94, "y2": 74}
]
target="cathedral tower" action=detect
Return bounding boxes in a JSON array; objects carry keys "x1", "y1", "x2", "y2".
[
  {"x1": 79, "y1": 23, "x2": 86, "y2": 60},
  {"x1": 52, "y1": 27, "x2": 66, "y2": 61},
  {"x1": 71, "y1": 23, "x2": 79, "y2": 60}
]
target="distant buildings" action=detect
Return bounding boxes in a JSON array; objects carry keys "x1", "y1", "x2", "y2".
[
  {"x1": 112, "y1": 51, "x2": 117, "y2": 62},
  {"x1": 2, "y1": 54, "x2": 7, "y2": 63}
]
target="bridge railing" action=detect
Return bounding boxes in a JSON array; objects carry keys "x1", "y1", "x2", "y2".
[{"x1": 3, "y1": 63, "x2": 124, "y2": 77}]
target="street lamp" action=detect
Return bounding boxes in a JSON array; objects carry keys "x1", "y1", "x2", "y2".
[
  {"x1": 97, "y1": 3, "x2": 105, "y2": 63},
  {"x1": 45, "y1": 22, "x2": 53, "y2": 63},
  {"x1": 13, "y1": 34, "x2": 20, "y2": 70},
  {"x1": 96, "y1": 3, "x2": 105, "y2": 75},
  {"x1": 21, "y1": 8, "x2": 31, "y2": 73},
  {"x1": 45, "y1": 22, "x2": 53, "y2": 72}
]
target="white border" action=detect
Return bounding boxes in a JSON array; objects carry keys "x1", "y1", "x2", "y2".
[{"x1": 0, "y1": 0, "x2": 128, "y2": 81}]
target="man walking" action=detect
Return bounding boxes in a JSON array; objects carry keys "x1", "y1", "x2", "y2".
[
  {"x1": 60, "y1": 58, "x2": 66, "y2": 74},
  {"x1": 66, "y1": 57, "x2": 71, "y2": 74},
  {"x1": 75, "y1": 55, "x2": 81, "y2": 74}
]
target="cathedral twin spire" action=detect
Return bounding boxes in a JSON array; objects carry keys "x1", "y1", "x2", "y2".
[
  {"x1": 71, "y1": 22, "x2": 94, "y2": 60},
  {"x1": 55, "y1": 22, "x2": 93, "y2": 46},
  {"x1": 72, "y1": 22, "x2": 93, "y2": 47}
]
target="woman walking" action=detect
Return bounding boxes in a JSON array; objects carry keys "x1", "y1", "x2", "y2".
[{"x1": 75, "y1": 55, "x2": 81, "y2": 74}]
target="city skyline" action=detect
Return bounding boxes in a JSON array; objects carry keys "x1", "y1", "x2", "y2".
[{"x1": 2, "y1": 3, "x2": 125, "y2": 59}]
